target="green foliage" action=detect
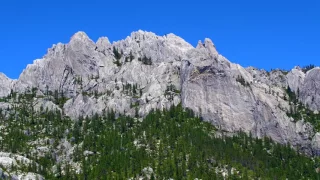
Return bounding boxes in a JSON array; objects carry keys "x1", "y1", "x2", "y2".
[
  {"x1": 71, "y1": 105, "x2": 320, "y2": 179},
  {"x1": 138, "y1": 55, "x2": 152, "y2": 65},
  {"x1": 114, "y1": 59, "x2": 122, "y2": 67},
  {"x1": 129, "y1": 51, "x2": 135, "y2": 61},
  {"x1": 165, "y1": 84, "x2": 180, "y2": 101},
  {"x1": 286, "y1": 86, "x2": 320, "y2": 131},
  {"x1": 236, "y1": 75, "x2": 250, "y2": 87},
  {"x1": 123, "y1": 82, "x2": 141, "y2": 98},
  {"x1": 286, "y1": 86, "x2": 298, "y2": 103},
  {"x1": 53, "y1": 90, "x2": 69, "y2": 108},
  {"x1": 0, "y1": 92, "x2": 320, "y2": 179},
  {"x1": 113, "y1": 47, "x2": 122, "y2": 66},
  {"x1": 125, "y1": 51, "x2": 135, "y2": 63},
  {"x1": 302, "y1": 64, "x2": 316, "y2": 73},
  {"x1": 130, "y1": 101, "x2": 139, "y2": 108},
  {"x1": 165, "y1": 84, "x2": 180, "y2": 94},
  {"x1": 113, "y1": 47, "x2": 122, "y2": 60}
]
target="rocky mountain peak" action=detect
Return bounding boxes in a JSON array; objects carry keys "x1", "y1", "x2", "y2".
[
  {"x1": 46, "y1": 43, "x2": 66, "y2": 58},
  {"x1": 69, "y1": 31, "x2": 95, "y2": 52},
  {"x1": 130, "y1": 30, "x2": 158, "y2": 41},
  {"x1": 2, "y1": 30, "x2": 320, "y2": 179},
  {"x1": 195, "y1": 38, "x2": 218, "y2": 56},
  {"x1": 1, "y1": 30, "x2": 320, "y2": 156},
  {"x1": 96, "y1": 37, "x2": 111, "y2": 52},
  {"x1": 96, "y1": 37, "x2": 110, "y2": 46},
  {"x1": 307, "y1": 67, "x2": 320, "y2": 74},
  {"x1": 196, "y1": 40, "x2": 205, "y2": 49},
  {"x1": 204, "y1": 38, "x2": 218, "y2": 55},
  {"x1": 70, "y1": 31, "x2": 90, "y2": 42},
  {"x1": 293, "y1": 66, "x2": 303, "y2": 71},
  {"x1": 0, "y1": 72, "x2": 11, "y2": 80},
  {"x1": 164, "y1": 33, "x2": 194, "y2": 52}
]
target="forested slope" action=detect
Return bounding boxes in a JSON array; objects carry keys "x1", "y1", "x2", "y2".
[{"x1": 0, "y1": 91, "x2": 319, "y2": 179}]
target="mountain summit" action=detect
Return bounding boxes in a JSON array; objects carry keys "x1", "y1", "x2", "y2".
[{"x1": 1, "y1": 30, "x2": 320, "y2": 157}]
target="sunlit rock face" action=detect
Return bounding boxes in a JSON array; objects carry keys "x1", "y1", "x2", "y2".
[
  {"x1": 0, "y1": 73, "x2": 13, "y2": 97},
  {"x1": 299, "y1": 68, "x2": 320, "y2": 111},
  {"x1": 1, "y1": 30, "x2": 320, "y2": 155}
]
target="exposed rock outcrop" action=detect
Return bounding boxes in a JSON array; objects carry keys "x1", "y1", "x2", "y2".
[
  {"x1": 287, "y1": 66, "x2": 305, "y2": 93},
  {"x1": 0, "y1": 73, "x2": 13, "y2": 97},
  {"x1": 0, "y1": 30, "x2": 320, "y2": 155},
  {"x1": 181, "y1": 55, "x2": 314, "y2": 154},
  {"x1": 300, "y1": 68, "x2": 320, "y2": 111},
  {"x1": 0, "y1": 152, "x2": 44, "y2": 180}
]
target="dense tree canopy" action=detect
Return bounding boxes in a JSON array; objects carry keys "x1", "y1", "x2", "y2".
[{"x1": 0, "y1": 92, "x2": 319, "y2": 179}]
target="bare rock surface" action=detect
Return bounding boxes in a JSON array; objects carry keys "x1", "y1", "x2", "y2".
[{"x1": 0, "y1": 30, "x2": 320, "y2": 156}]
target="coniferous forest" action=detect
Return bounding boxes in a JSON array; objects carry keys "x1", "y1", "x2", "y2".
[{"x1": 0, "y1": 92, "x2": 320, "y2": 179}]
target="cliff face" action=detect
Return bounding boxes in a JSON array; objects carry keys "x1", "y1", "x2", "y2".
[
  {"x1": 1, "y1": 30, "x2": 320, "y2": 154},
  {"x1": 181, "y1": 55, "x2": 314, "y2": 154},
  {"x1": 0, "y1": 73, "x2": 13, "y2": 97},
  {"x1": 300, "y1": 68, "x2": 320, "y2": 111}
]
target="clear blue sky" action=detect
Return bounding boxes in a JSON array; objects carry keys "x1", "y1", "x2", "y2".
[{"x1": 0, "y1": 0, "x2": 319, "y2": 79}]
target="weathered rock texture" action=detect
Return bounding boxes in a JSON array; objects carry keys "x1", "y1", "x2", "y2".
[
  {"x1": 181, "y1": 55, "x2": 314, "y2": 154},
  {"x1": 0, "y1": 30, "x2": 320, "y2": 155},
  {"x1": 0, "y1": 73, "x2": 13, "y2": 97},
  {"x1": 299, "y1": 68, "x2": 320, "y2": 111}
]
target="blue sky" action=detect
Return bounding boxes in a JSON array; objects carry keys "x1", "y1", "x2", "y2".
[{"x1": 0, "y1": 0, "x2": 319, "y2": 79}]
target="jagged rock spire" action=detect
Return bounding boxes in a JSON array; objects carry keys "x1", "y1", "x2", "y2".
[
  {"x1": 196, "y1": 38, "x2": 218, "y2": 55},
  {"x1": 96, "y1": 37, "x2": 111, "y2": 52},
  {"x1": 204, "y1": 38, "x2": 218, "y2": 55},
  {"x1": 0, "y1": 30, "x2": 320, "y2": 156},
  {"x1": 196, "y1": 40, "x2": 205, "y2": 49}
]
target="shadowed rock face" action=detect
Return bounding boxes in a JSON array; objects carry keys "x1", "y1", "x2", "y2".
[{"x1": 0, "y1": 30, "x2": 320, "y2": 155}]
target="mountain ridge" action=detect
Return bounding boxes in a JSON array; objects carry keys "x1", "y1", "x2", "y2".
[
  {"x1": 1, "y1": 30, "x2": 320, "y2": 156},
  {"x1": 2, "y1": 30, "x2": 303, "y2": 81}
]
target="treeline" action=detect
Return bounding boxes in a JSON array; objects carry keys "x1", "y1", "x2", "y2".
[
  {"x1": 286, "y1": 86, "x2": 320, "y2": 131},
  {"x1": 0, "y1": 92, "x2": 320, "y2": 179}
]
